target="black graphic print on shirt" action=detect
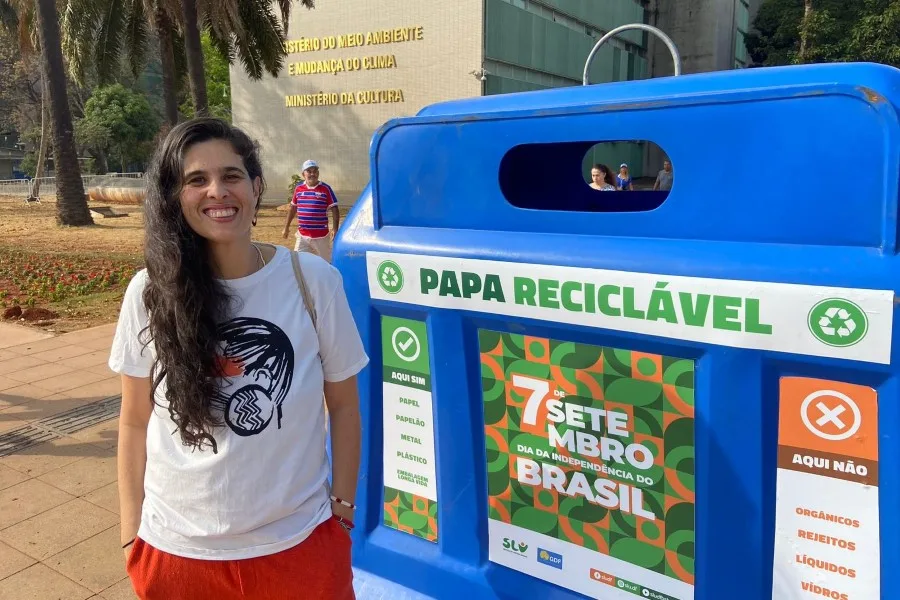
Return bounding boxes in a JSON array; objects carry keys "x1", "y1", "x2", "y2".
[{"x1": 210, "y1": 317, "x2": 294, "y2": 437}]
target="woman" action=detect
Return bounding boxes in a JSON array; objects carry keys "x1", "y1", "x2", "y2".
[
  {"x1": 616, "y1": 163, "x2": 634, "y2": 191},
  {"x1": 589, "y1": 164, "x2": 616, "y2": 191},
  {"x1": 110, "y1": 118, "x2": 368, "y2": 600}
]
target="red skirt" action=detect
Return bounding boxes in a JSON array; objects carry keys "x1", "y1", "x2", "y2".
[{"x1": 126, "y1": 515, "x2": 355, "y2": 600}]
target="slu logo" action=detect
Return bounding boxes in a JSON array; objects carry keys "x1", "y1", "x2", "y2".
[
  {"x1": 537, "y1": 548, "x2": 563, "y2": 569},
  {"x1": 501, "y1": 538, "x2": 528, "y2": 557},
  {"x1": 808, "y1": 298, "x2": 868, "y2": 348},
  {"x1": 376, "y1": 260, "x2": 404, "y2": 294}
]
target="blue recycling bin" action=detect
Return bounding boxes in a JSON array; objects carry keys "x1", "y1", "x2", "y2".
[{"x1": 336, "y1": 63, "x2": 899, "y2": 600}]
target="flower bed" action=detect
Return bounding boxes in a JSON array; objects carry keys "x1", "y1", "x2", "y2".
[{"x1": 0, "y1": 247, "x2": 140, "y2": 309}]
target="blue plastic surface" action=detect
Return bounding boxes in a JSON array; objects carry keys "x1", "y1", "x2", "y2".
[{"x1": 335, "y1": 63, "x2": 900, "y2": 600}]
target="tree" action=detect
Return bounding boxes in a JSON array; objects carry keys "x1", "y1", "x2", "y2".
[
  {"x1": 180, "y1": 31, "x2": 231, "y2": 122},
  {"x1": 77, "y1": 83, "x2": 158, "y2": 172},
  {"x1": 746, "y1": 0, "x2": 900, "y2": 67},
  {"x1": 62, "y1": 0, "x2": 314, "y2": 126},
  {"x1": 187, "y1": 0, "x2": 315, "y2": 115},
  {"x1": 181, "y1": 0, "x2": 206, "y2": 116},
  {"x1": 35, "y1": 0, "x2": 91, "y2": 225}
]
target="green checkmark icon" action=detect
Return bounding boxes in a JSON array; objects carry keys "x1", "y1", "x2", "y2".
[{"x1": 398, "y1": 336, "x2": 415, "y2": 353}]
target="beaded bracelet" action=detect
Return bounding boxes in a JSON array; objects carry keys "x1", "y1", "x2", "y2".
[{"x1": 330, "y1": 495, "x2": 356, "y2": 510}]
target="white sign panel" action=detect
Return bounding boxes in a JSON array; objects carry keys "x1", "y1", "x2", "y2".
[{"x1": 366, "y1": 252, "x2": 894, "y2": 364}]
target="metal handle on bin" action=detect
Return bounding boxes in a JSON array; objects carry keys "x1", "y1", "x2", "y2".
[{"x1": 583, "y1": 23, "x2": 682, "y2": 86}]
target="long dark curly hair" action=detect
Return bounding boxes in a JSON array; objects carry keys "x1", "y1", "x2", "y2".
[{"x1": 140, "y1": 118, "x2": 266, "y2": 453}]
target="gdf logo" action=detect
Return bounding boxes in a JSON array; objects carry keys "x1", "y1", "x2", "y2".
[
  {"x1": 376, "y1": 260, "x2": 404, "y2": 294},
  {"x1": 537, "y1": 548, "x2": 563, "y2": 569},
  {"x1": 808, "y1": 298, "x2": 868, "y2": 347}
]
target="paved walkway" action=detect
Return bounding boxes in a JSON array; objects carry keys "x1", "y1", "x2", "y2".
[
  {"x1": 0, "y1": 323, "x2": 130, "y2": 600},
  {"x1": 0, "y1": 322, "x2": 433, "y2": 600}
]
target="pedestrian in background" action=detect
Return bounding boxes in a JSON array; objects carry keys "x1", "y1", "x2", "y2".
[
  {"x1": 616, "y1": 163, "x2": 634, "y2": 191},
  {"x1": 589, "y1": 164, "x2": 617, "y2": 191},
  {"x1": 654, "y1": 159, "x2": 674, "y2": 192},
  {"x1": 283, "y1": 160, "x2": 340, "y2": 263}
]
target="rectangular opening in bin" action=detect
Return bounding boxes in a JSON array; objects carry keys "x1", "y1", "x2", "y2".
[{"x1": 499, "y1": 141, "x2": 672, "y2": 212}]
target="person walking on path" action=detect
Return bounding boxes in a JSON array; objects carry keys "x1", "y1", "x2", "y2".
[
  {"x1": 653, "y1": 159, "x2": 674, "y2": 192},
  {"x1": 111, "y1": 118, "x2": 368, "y2": 600},
  {"x1": 616, "y1": 163, "x2": 634, "y2": 191},
  {"x1": 589, "y1": 164, "x2": 617, "y2": 191},
  {"x1": 283, "y1": 160, "x2": 340, "y2": 263}
]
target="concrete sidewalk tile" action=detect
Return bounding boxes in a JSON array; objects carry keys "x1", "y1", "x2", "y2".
[
  {"x1": 71, "y1": 419, "x2": 119, "y2": 451},
  {"x1": 0, "y1": 324, "x2": 53, "y2": 351},
  {"x1": 82, "y1": 337, "x2": 115, "y2": 352},
  {"x1": 5, "y1": 362, "x2": 75, "y2": 385},
  {"x1": 63, "y1": 324, "x2": 116, "y2": 342},
  {"x1": 28, "y1": 370, "x2": 110, "y2": 395},
  {"x1": 0, "y1": 355, "x2": 46, "y2": 376},
  {"x1": 0, "y1": 479, "x2": 75, "y2": 529},
  {"x1": 0, "y1": 563, "x2": 93, "y2": 600},
  {"x1": 86, "y1": 364, "x2": 116, "y2": 378},
  {"x1": 46, "y1": 526, "x2": 127, "y2": 593},
  {"x1": 0, "y1": 539, "x2": 36, "y2": 580},
  {"x1": 0, "y1": 464, "x2": 28, "y2": 491},
  {"x1": 1, "y1": 394, "x2": 92, "y2": 423},
  {"x1": 57, "y1": 350, "x2": 112, "y2": 371},
  {"x1": 83, "y1": 482, "x2": 119, "y2": 515},
  {"x1": 0, "y1": 415, "x2": 28, "y2": 434},
  {"x1": 31, "y1": 345, "x2": 97, "y2": 363},
  {"x1": 0, "y1": 375, "x2": 23, "y2": 392},
  {"x1": 60, "y1": 377, "x2": 122, "y2": 401},
  {"x1": 38, "y1": 450, "x2": 117, "y2": 497},
  {"x1": 11, "y1": 337, "x2": 73, "y2": 356},
  {"x1": 0, "y1": 350, "x2": 20, "y2": 362},
  {"x1": 0, "y1": 383, "x2": 56, "y2": 409},
  {"x1": 0, "y1": 437, "x2": 108, "y2": 478},
  {"x1": 99, "y1": 578, "x2": 134, "y2": 600},
  {"x1": 0, "y1": 498, "x2": 119, "y2": 560}
]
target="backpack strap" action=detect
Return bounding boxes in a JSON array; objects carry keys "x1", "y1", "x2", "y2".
[{"x1": 290, "y1": 249, "x2": 318, "y2": 332}]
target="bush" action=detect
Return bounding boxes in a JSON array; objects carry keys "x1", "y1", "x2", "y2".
[{"x1": 288, "y1": 174, "x2": 304, "y2": 200}]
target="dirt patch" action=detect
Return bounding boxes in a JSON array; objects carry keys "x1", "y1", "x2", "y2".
[
  {"x1": 21, "y1": 307, "x2": 59, "y2": 321},
  {"x1": 0, "y1": 196, "x2": 351, "y2": 333}
]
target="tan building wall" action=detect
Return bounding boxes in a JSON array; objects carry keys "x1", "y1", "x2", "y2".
[{"x1": 230, "y1": 0, "x2": 485, "y2": 204}]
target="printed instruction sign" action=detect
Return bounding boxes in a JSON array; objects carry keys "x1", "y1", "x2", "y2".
[
  {"x1": 773, "y1": 377, "x2": 879, "y2": 600},
  {"x1": 479, "y1": 330, "x2": 695, "y2": 600},
  {"x1": 367, "y1": 252, "x2": 893, "y2": 364},
  {"x1": 381, "y1": 316, "x2": 438, "y2": 542}
]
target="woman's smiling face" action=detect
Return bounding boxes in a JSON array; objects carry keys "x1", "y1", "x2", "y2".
[{"x1": 179, "y1": 139, "x2": 261, "y2": 244}]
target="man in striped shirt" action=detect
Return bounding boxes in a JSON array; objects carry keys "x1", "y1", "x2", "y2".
[{"x1": 282, "y1": 160, "x2": 340, "y2": 263}]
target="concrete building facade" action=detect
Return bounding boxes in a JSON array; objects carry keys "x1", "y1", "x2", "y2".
[
  {"x1": 230, "y1": 0, "x2": 483, "y2": 203},
  {"x1": 231, "y1": 0, "x2": 756, "y2": 202}
]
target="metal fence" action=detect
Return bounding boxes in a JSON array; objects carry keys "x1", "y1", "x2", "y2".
[{"x1": 0, "y1": 172, "x2": 145, "y2": 200}]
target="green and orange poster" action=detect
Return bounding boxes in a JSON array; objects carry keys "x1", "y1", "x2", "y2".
[{"x1": 479, "y1": 330, "x2": 695, "y2": 600}]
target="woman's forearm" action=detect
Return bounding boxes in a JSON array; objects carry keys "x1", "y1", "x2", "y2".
[
  {"x1": 329, "y1": 404, "x2": 361, "y2": 507},
  {"x1": 118, "y1": 424, "x2": 147, "y2": 544}
]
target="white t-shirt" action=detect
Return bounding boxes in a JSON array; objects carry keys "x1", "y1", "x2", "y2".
[{"x1": 108, "y1": 246, "x2": 369, "y2": 560}]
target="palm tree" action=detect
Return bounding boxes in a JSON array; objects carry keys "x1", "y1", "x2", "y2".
[
  {"x1": 63, "y1": 0, "x2": 314, "y2": 125},
  {"x1": 191, "y1": 0, "x2": 315, "y2": 112},
  {"x1": 0, "y1": 1, "x2": 49, "y2": 198},
  {"x1": 2, "y1": 0, "x2": 91, "y2": 224},
  {"x1": 181, "y1": 0, "x2": 206, "y2": 116},
  {"x1": 62, "y1": 0, "x2": 181, "y2": 127},
  {"x1": 35, "y1": 0, "x2": 91, "y2": 225}
]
